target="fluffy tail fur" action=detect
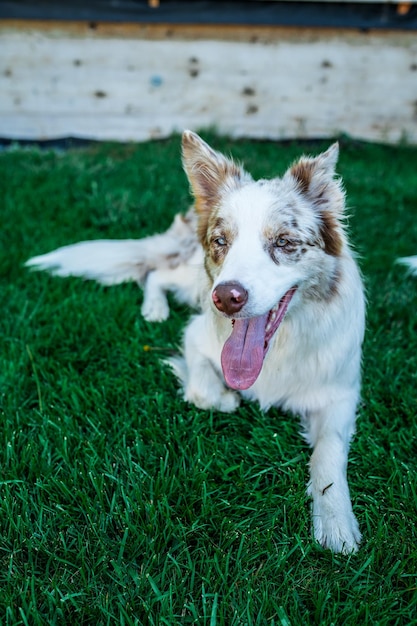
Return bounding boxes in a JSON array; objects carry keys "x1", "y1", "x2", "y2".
[
  {"x1": 397, "y1": 256, "x2": 417, "y2": 276},
  {"x1": 26, "y1": 210, "x2": 198, "y2": 286}
]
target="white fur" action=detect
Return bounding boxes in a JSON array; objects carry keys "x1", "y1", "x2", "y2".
[
  {"x1": 26, "y1": 210, "x2": 201, "y2": 321},
  {"x1": 397, "y1": 256, "x2": 417, "y2": 275},
  {"x1": 26, "y1": 132, "x2": 365, "y2": 553}
]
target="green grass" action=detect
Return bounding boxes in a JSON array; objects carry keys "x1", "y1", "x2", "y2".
[{"x1": 1, "y1": 134, "x2": 417, "y2": 625}]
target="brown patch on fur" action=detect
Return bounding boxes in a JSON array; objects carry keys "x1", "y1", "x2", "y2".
[
  {"x1": 202, "y1": 215, "x2": 237, "y2": 278},
  {"x1": 305, "y1": 263, "x2": 341, "y2": 303},
  {"x1": 194, "y1": 196, "x2": 214, "y2": 246},
  {"x1": 328, "y1": 266, "x2": 342, "y2": 299},
  {"x1": 165, "y1": 252, "x2": 181, "y2": 268},
  {"x1": 267, "y1": 240, "x2": 304, "y2": 265},
  {"x1": 263, "y1": 224, "x2": 303, "y2": 264},
  {"x1": 290, "y1": 160, "x2": 316, "y2": 194},
  {"x1": 204, "y1": 255, "x2": 215, "y2": 284},
  {"x1": 209, "y1": 218, "x2": 235, "y2": 262},
  {"x1": 320, "y1": 210, "x2": 342, "y2": 256},
  {"x1": 182, "y1": 131, "x2": 243, "y2": 248},
  {"x1": 291, "y1": 156, "x2": 343, "y2": 257},
  {"x1": 209, "y1": 243, "x2": 228, "y2": 266},
  {"x1": 187, "y1": 164, "x2": 242, "y2": 249},
  {"x1": 191, "y1": 161, "x2": 242, "y2": 203}
]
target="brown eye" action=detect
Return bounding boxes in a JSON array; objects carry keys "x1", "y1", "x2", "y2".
[{"x1": 275, "y1": 237, "x2": 288, "y2": 248}]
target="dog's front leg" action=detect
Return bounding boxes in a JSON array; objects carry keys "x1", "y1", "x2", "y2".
[
  {"x1": 179, "y1": 314, "x2": 240, "y2": 413},
  {"x1": 305, "y1": 396, "x2": 361, "y2": 554}
]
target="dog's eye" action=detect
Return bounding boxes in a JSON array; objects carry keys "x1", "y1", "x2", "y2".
[
  {"x1": 214, "y1": 237, "x2": 227, "y2": 247},
  {"x1": 275, "y1": 237, "x2": 289, "y2": 248}
]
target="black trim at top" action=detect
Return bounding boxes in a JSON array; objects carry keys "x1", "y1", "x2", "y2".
[{"x1": 1, "y1": 0, "x2": 416, "y2": 31}]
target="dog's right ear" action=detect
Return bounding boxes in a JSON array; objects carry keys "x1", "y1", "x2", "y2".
[{"x1": 182, "y1": 131, "x2": 246, "y2": 216}]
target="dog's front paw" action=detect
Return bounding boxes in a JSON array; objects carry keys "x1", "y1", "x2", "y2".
[
  {"x1": 185, "y1": 387, "x2": 240, "y2": 413},
  {"x1": 141, "y1": 296, "x2": 170, "y2": 322},
  {"x1": 217, "y1": 389, "x2": 241, "y2": 413},
  {"x1": 311, "y1": 500, "x2": 361, "y2": 554}
]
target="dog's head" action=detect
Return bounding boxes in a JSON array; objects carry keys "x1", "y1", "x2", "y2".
[{"x1": 182, "y1": 130, "x2": 347, "y2": 390}]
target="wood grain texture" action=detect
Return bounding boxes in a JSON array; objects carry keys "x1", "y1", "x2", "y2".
[{"x1": 1, "y1": 21, "x2": 416, "y2": 143}]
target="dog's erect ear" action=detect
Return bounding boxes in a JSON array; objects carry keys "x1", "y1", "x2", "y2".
[
  {"x1": 287, "y1": 143, "x2": 345, "y2": 256},
  {"x1": 288, "y1": 142, "x2": 339, "y2": 196},
  {"x1": 182, "y1": 131, "x2": 246, "y2": 215}
]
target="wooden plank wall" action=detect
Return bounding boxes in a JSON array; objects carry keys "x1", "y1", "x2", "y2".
[{"x1": 1, "y1": 21, "x2": 416, "y2": 143}]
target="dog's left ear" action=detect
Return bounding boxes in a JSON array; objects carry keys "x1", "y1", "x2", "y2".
[
  {"x1": 182, "y1": 130, "x2": 246, "y2": 216},
  {"x1": 287, "y1": 142, "x2": 340, "y2": 197},
  {"x1": 287, "y1": 143, "x2": 345, "y2": 255}
]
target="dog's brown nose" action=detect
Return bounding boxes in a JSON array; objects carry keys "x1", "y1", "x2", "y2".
[{"x1": 212, "y1": 281, "x2": 248, "y2": 315}]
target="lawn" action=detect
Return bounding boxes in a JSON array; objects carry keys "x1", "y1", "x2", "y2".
[{"x1": 1, "y1": 134, "x2": 417, "y2": 625}]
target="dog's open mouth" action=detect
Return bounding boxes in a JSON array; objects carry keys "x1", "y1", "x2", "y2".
[{"x1": 221, "y1": 287, "x2": 297, "y2": 391}]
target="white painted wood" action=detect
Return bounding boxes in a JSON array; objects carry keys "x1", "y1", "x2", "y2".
[{"x1": 0, "y1": 26, "x2": 416, "y2": 143}]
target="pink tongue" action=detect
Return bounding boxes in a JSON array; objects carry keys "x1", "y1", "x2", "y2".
[{"x1": 221, "y1": 312, "x2": 269, "y2": 390}]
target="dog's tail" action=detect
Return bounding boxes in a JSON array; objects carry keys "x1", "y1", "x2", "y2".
[
  {"x1": 397, "y1": 255, "x2": 417, "y2": 276},
  {"x1": 26, "y1": 239, "x2": 158, "y2": 285},
  {"x1": 26, "y1": 209, "x2": 198, "y2": 286}
]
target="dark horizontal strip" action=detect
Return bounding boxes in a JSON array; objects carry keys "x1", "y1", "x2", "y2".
[{"x1": 0, "y1": 1, "x2": 416, "y2": 30}]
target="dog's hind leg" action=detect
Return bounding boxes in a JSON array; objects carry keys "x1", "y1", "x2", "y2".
[
  {"x1": 141, "y1": 249, "x2": 203, "y2": 322},
  {"x1": 305, "y1": 394, "x2": 361, "y2": 554},
  {"x1": 141, "y1": 270, "x2": 171, "y2": 322}
]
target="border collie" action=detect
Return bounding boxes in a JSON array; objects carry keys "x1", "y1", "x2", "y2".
[{"x1": 27, "y1": 131, "x2": 365, "y2": 553}]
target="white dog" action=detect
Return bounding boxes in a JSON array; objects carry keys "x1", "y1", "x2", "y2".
[{"x1": 27, "y1": 131, "x2": 365, "y2": 553}]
